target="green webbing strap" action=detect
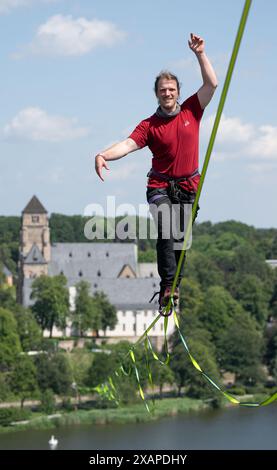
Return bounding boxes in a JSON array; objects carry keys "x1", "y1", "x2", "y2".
[{"x1": 130, "y1": 349, "x2": 150, "y2": 412}]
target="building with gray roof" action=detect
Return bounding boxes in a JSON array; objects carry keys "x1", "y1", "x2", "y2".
[{"x1": 19, "y1": 196, "x2": 174, "y2": 342}]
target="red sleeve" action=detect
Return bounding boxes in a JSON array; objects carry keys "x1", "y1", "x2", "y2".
[
  {"x1": 181, "y1": 93, "x2": 204, "y2": 121},
  {"x1": 128, "y1": 118, "x2": 150, "y2": 148}
]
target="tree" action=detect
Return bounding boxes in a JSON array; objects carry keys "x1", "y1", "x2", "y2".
[
  {"x1": 0, "y1": 285, "x2": 17, "y2": 310},
  {"x1": 40, "y1": 388, "x2": 56, "y2": 414},
  {"x1": 232, "y1": 274, "x2": 270, "y2": 326},
  {"x1": 0, "y1": 372, "x2": 11, "y2": 400},
  {"x1": 10, "y1": 355, "x2": 38, "y2": 408},
  {"x1": 0, "y1": 262, "x2": 6, "y2": 287},
  {"x1": 264, "y1": 324, "x2": 277, "y2": 374},
  {"x1": 86, "y1": 352, "x2": 117, "y2": 388},
  {"x1": 14, "y1": 305, "x2": 42, "y2": 351},
  {"x1": 0, "y1": 307, "x2": 21, "y2": 371},
  {"x1": 218, "y1": 311, "x2": 264, "y2": 384},
  {"x1": 269, "y1": 273, "x2": 277, "y2": 319},
  {"x1": 152, "y1": 363, "x2": 174, "y2": 398},
  {"x1": 73, "y1": 281, "x2": 97, "y2": 336},
  {"x1": 94, "y1": 291, "x2": 117, "y2": 335},
  {"x1": 35, "y1": 352, "x2": 73, "y2": 396},
  {"x1": 186, "y1": 251, "x2": 223, "y2": 289},
  {"x1": 170, "y1": 339, "x2": 221, "y2": 401},
  {"x1": 179, "y1": 278, "x2": 203, "y2": 317},
  {"x1": 31, "y1": 275, "x2": 69, "y2": 337},
  {"x1": 50, "y1": 353, "x2": 73, "y2": 396},
  {"x1": 198, "y1": 286, "x2": 243, "y2": 345}
]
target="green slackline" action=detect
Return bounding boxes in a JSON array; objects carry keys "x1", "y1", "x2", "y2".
[{"x1": 94, "y1": 0, "x2": 277, "y2": 409}]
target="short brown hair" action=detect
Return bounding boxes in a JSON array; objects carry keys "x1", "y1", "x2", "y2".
[{"x1": 154, "y1": 70, "x2": 181, "y2": 95}]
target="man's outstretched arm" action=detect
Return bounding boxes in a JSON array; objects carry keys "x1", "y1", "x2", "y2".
[
  {"x1": 95, "y1": 138, "x2": 139, "y2": 181},
  {"x1": 188, "y1": 33, "x2": 218, "y2": 109}
]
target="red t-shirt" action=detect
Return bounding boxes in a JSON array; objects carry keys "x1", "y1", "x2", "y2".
[{"x1": 129, "y1": 93, "x2": 203, "y2": 192}]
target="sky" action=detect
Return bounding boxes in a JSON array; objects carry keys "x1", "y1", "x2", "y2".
[{"x1": 0, "y1": 0, "x2": 276, "y2": 228}]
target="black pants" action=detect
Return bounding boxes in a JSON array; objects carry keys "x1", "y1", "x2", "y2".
[{"x1": 147, "y1": 185, "x2": 199, "y2": 289}]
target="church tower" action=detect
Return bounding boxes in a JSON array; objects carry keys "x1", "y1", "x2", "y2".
[{"x1": 19, "y1": 195, "x2": 51, "y2": 289}]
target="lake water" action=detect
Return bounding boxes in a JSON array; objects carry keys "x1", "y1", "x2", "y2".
[{"x1": 0, "y1": 405, "x2": 276, "y2": 450}]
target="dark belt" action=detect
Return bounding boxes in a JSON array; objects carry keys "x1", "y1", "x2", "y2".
[
  {"x1": 147, "y1": 167, "x2": 199, "y2": 183},
  {"x1": 147, "y1": 168, "x2": 199, "y2": 204}
]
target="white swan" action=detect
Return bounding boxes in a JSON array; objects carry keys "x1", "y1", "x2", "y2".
[{"x1": 48, "y1": 435, "x2": 58, "y2": 449}]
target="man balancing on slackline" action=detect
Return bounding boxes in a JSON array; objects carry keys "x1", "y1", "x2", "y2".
[{"x1": 95, "y1": 33, "x2": 218, "y2": 312}]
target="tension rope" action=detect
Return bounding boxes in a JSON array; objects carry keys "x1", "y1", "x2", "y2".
[{"x1": 94, "y1": 0, "x2": 277, "y2": 410}]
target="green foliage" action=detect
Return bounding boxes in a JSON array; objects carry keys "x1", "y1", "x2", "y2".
[
  {"x1": 232, "y1": 274, "x2": 270, "y2": 325},
  {"x1": 0, "y1": 217, "x2": 21, "y2": 244},
  {"x1": 138, "y1": 248, "x2": 156, "y2": 262},
  {"x1": 198, "y1": 286, "x2": 243, "y2": 344},
  {"x1": 10, "y1": 355, "x2": 38, "y2": 407},
  {"x1": 40, "y1": 388, "x2": 56, "y2": 414},
  {"x1": 0, "y1": 285, "x2": 17, "y2": 310},
  {"x1": 50, "y1": 214, "x2": 88, "y2": 242},
  {"x1": 269, "y1": 274, "x2": 277, "y2": 318},
  {"x1": 35, "y1": 352, "x2": 73, "y2": 395},
  {"x1": 13, "y1": 305, "x2": 42, "y2": 351},
  {"x1": 217, "y1": 311, "x2": 264, "y2": 380},
  {"x1": 0, "y1": 373, "x2": 11, "y2": 400},
  {"x1": 86, "y1": 351, "x2": 117, "y2": 388},
  {"x1": 0, "y1": 242, "x2": 18, "y2": 274},
  {"x1": 31, "y1": 275, "x2": 69, "y2": 337},
  {"x1": 151, "y1": 363, "x2": 174, "y2": 398},
  {"x1": 68, "y1": 349, "x2": 92, "y2": 387},
  {"x1": 73, "y1": 281, "x2": 99, "y2": 336},
  {"x1": 271, "y1": 355, "x2": 277, "y2": 384},
  {"x1": 93, "y1": 291, "x2": 117, "y2": 335},
  {"x1": 170, "y1": 339, "x2": 221, "y2": 400},
  {"x1": 264, "y1": 324, "x2": 277, "y2": 374},
  {"x1": 0, "y1": 407, "x2": 31, "y2": 427},
  {"x1": 72, "y1": 284, "x2": 117, "y2": 337},
  {"x1": 186, "y1": 251, "x2": 223, "y2": 289},
  {"x1": 0, "y1": 307, "x2": 22, "y2": 371}
]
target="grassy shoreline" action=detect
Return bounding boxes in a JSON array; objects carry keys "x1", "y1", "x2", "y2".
[{"x1": 0, "y1": 397, "x2": 207, "y2": 435}]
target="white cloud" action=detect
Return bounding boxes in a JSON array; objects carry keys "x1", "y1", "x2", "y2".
[
  {"x1": 3, "y1": 107, "x2": 90, "y2": 142},
  {"x1": 201, "y1": 113, "x2": 277, "y2": 165},
  {"x1": 0, "y1": 0, "x2": 56, "y2": 14},
  {"x1": 201, "y1": 113, "x2": 254, "y2": 144},
  {"x1": 249, "y1": 125, "x2": 277, "y2": 158},
  {"x1": 17, "y1": 14, "x2": 126, "y2": 57}
]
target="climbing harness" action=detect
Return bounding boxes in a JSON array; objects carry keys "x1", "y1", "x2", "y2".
[{"x1": 147, "y1": 167, "x2": 199, "y2": 204}]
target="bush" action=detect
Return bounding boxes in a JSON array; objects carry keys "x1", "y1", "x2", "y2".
[
  {"x1": 40, "y1": 388, "x2": 56, "y2": 414},
  {"x1": 0, "y1": 407, "x2": 31, "y2": 427},
  {"x1": 226, "y1": 386, "x2": 246, "y2": 396}
]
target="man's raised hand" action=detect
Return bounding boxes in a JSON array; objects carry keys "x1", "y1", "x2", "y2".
[{"x1": 188, "y1": 33, "x2": 205, "y2": 54}]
